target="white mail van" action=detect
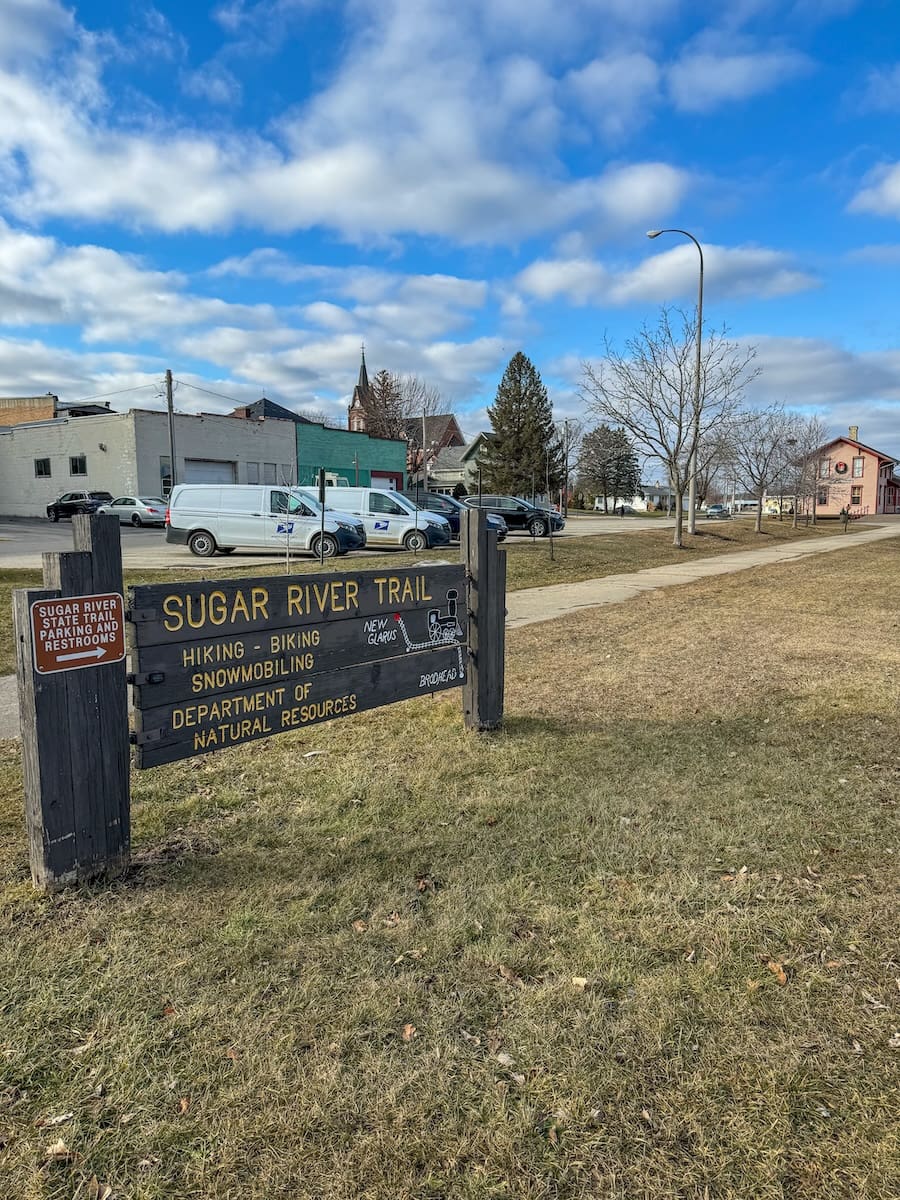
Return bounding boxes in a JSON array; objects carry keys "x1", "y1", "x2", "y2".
[
  {"x1": 299, "y1": 486, "x2": 451, "y2": 551},
  {"x1": 165, "y1": 485, "x2": 366, "y2": 558}
]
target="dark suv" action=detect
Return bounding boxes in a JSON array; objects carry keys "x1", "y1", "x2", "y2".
[
  {"x1": 46, "y1": 491, "x2": 114, "y2": 521},
  {"x1": 401, "y1": 491, "x2": 507, "y2": 541},
  {"x1": 464, "y1": 495, "x2": 565, "y2": 537}
]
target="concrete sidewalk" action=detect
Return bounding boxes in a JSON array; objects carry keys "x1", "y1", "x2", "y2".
[{"x1": 1, "y1": 523, "x2": 897, "y2": 740}]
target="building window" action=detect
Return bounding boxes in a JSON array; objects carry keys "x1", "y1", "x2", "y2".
[
  {"x1": 817, "y1": 487, "x2": 829, "y2": 506},
  {"x1": 34, "y1": 458, "x2": 51, "y2": 478},
  {"x1": 263, "y1": 462, "x2": 277, "y2": 484},
  {"x1": 160, "y1": 455, "x2": 172, "y2": 496},
  {"x1": 246, "y1": 461, "x2": 259, "y2": 484},
  {"x1": 851, "y1": 485, "x2": 863, "y2": 506},
  {"x1": 819, "y1": 459, "x2": 830, "y2": 478},
  {"x1": 69, "y1": 454, "x2": 87, "y2": 476},
  {"x1": 852, "y1": 456, "x2": 864, "y2": 478}
]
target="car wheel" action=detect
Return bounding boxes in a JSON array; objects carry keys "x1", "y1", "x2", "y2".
[
  {"x1": 130, "y1": 513, "x2": 143, "y2": 527},
  {"x1": 528, "y1": 517, "x2": 548, "y2": 537},
  {"x1": 403, "y1": 528, "x2": 428, "y2": 553},
  {"x1": 311, "y1": 532, "x2": 339, "y2": 559},
  {"x1": 188, "y1": 530, "x2": 217, "y2": 557},
  {"x1": 47, "y1": 509, "x2": 59, "y2": 522}
]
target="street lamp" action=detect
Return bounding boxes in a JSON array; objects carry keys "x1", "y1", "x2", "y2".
[{"x1": 646, "y1": 228, "x2": 704, "y2": 535}]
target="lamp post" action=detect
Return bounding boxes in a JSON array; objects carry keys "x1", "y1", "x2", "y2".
[{"x1": 646, "y1": 228, "x2": 704, "y2": 535}]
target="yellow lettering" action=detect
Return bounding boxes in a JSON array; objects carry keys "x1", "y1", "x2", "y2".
[
  {"x1": 231, "y1": 590, "x2": 250, "y2": 622},
  {"x1": 287, "y1": 584, "x2": 302, "y2": 616},
  {"x1": 330, "y1": 580, "x2": 345, "y2": 612},
  {"x1": 251, "y1": 587, "x2": 269, "y2": 621},
  {"x1": 208, "y1": 590, "x2": 227, "y2": 625},
  {"x1": 162, "y1": 595, "x2": 183, "y2": 632},
  {"x1": 374, "y1": 576, "x2": 387, "y2": 604},
  {"x1": 345, "y1": 579, "x2": 359, "y2": 610},
  {"x1": 186, "y1": 595, "x2": 206, "y2": 629},
  {"x1": 400, "y1": 577, "x2": 414, "y2": 604},
  {"x1": 388, "y1": 577, "x2": 401, "y2": 604}
]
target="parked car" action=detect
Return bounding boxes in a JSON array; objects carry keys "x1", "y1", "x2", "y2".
[
  {"x1": 46, "y1": 490, "x2": 114, "y2": 521},
  {"x1": 400, "y1": 491, "x2": 507, "y2": 541},
  {"x1": 704, "y1": 504, "x2": 731, "y2": 520},
  {"x1": 166, "y1": 484, "x2": 365, "y2": 558},
  {"x1": 463, "y1": 495, "x2": 565, "y2": 537},
  {"x1": 319, "y1": 487, "x2": 451, "y2": 551},
  {"x1": 98, "y1": 495, "x2": 167, "y2": 527}
]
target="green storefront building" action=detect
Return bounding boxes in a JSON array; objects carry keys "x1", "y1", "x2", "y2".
[{"x1": 295, "y1": 422, "x2": 407, "y2": 489}]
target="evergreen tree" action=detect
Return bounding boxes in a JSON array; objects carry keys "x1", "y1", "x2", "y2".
[
  {"x1": 578, "y1": 425, "x2": 641, "y2": 512},
  {"x1": 479, "y1": 352, "x2": 563, "y2": 495},
  {"x1": 364, "y1": 369, "x2": 405, "y2": 441}
]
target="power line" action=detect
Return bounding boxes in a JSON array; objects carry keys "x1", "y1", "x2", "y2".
[
  {"x1": 174, "y1": 379, "x2": 253, "y2": 406},
  {"x1": 66, "y1": 383, "x2": 160, "y2": 405}
]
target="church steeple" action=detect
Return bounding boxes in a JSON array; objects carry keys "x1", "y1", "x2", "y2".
[{"x1": 348, "y1": 343, "x2": 372, "y2": 432}]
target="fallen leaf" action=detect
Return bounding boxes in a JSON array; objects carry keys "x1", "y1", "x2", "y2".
[
  {"x1": 889, "y1": 1031, "x2": 900, "y2": 1049},
  {"x1": 302, "y1": 750, "x2": 327, "y2": 758},
  {"x1": 44, "y1": 1138, "x2": 72, "y2": 1161},
  {"x1": 401, "y1": 1023, "x2": 417, "y2": 1042},
  {"x1": 178, "y1": 1097, "x2": 190, "y2": 1115},
  {"x1": 498, "y1": 964, "x2": 525, "y2": 989},
  {"x1": 746, "y1": 978, "x2": 760, "y2": 992},
  {"x1": 35, "y1": 1111, "x2": 73, "y2": 1128},
  {"x1": 351, "y1": 919, "x2": 368, "y2": 933},
  {"x1": 684, "y1": 948, "x2": 696, "y2": 963},
  {"x1": 225, "y1": 1047, "x2": 239, "y2": 1063},
  {"x1": 548, "y1": 1125, "x2": 559, "y2": 1146},
  {"x1": 511, "y1": 1073, "x2": 526, "y2": 1085},
  {"x1": 382, "y1": 912, "x2": 401, "y2": 927},
  {"x1": 494, "y1": 1051, "x2": 515, "y2": 1067},
  {"x1": 415, "y1": 875, "x2": 436, "y2": 893},
  {"x1": 86, "y1": 1176, "x2": 113, "y2": 1200},
  {"x1": 162, "y1": 1003, "x2": 175, "y2": 1017},
  {"x1": 119, "y1": 1113, "x2": 135, "y2": 1125},
  {"x1": 571, "y1": 976, "x2": 588, "y2": 991},
  {"x1": 767, "y1": 960, "x2": 788, "y2": 986}
]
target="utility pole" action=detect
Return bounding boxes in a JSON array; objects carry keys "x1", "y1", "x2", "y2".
[
  {"x1": 353, "y1": 452, "x2": 359, "y2": 486},
  {"x1": 165, "y1": 369, "x2": 177, "y2": 493}
]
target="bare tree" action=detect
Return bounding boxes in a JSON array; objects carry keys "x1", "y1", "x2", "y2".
[
  {"x1": 788, "y1": 414, "x2": 830, "y2": 528},
  {"x1": 398, "y1": 375, "x2": 444, "y2": 444},
  {"x1": 580, "y1": 307, "x2": 759, "y2": 547},
  {"x1": 729, "y1": 405, "x2": 799, "y2": 532}
]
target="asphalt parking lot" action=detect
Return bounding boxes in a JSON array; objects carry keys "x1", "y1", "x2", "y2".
[{"x1": 0, "y1": 513, "x2": 673, "y2": 570}]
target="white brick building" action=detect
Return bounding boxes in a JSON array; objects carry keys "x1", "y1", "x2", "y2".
[{"x1": 0, "y1": 408, "x2": 298, "y2": 518}]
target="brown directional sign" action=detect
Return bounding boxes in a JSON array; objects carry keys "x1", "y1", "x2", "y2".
[
  {"x1": 31, "y1": 592, "x2": 126, "y2": 675},
  {"x1": 128, "y1": 564, "x2": 469, "y2": 768}
]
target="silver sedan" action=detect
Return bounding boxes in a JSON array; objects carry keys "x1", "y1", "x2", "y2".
[{"x1": 98, "y1": 496, "x2": 167, "y2": 527}]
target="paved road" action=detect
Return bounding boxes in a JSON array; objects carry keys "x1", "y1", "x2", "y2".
[
  {"x1": 0, "y1": 513, "x2": 673, "y2": 570},
  {"x1": 1, "y1": 520, "x2": 896, "y2": 741}
]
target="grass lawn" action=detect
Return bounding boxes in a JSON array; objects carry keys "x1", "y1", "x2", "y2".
[
  {"x1": 0, "y1": 518, "x2": 851, "y2": 677},
  {"x1": 0, "y1": 540, "x2": 898, "y2": 1198}
]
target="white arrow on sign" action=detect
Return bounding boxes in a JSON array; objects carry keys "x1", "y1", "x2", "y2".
[{"x1": 56, "y1": 647, "x2": 106, "y2": 663}]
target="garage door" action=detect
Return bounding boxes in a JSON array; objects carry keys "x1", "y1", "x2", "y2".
[
  {"x1": 184, "y1": 459, "x2": 237, "y2": 484},
  {"x1": 371, "y1": 473, "x2": 399, "y2": 489}
]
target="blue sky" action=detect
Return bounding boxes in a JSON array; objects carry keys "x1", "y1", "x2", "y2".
[{"x1": 2, "y1": 0, "x2": 900, "y2": 453}]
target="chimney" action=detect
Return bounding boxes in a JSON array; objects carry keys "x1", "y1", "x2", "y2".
[{"x1": 849, "y1": 425, "x2": 859, "y2": 441}]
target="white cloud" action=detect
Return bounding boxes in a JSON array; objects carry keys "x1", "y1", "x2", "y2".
[
  {"x1": 0, "y1": 0, "x2": 75, "y2": 65},
  {"x1": 845, "y1": 243, "x2": 900, "y2": 264},
  {"x1": 667, "y1": 49, "x2": 812, "y2": 112},
  {"x1": 848, "y1": 62, "x2": 900, "y2": 112},
  {"x1": 566, "y1": 53, "x2": 660, "y2": 139},
  {"x1": 181, "y1": 63, "x2": 243, "y2": 106},
  {"x1": 516, "y1": 243, "x2": 817, "y2": 305},
  {"x1": 849, "y1": 162, "x2": 900, "y2": 219}
]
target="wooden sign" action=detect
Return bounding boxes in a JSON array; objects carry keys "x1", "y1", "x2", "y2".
[
  {"x1": 133, "y1": 644, "x2": 466, "y2": 768},
  {"x1": 129, "y1": 564, "x2": 470, "y2": 767},
  {"x1": 129, "y1": 566, "x2": 465, "y2": 646},
  {"x1": 31, "y1": 592, "x2": 125, "y2": 674}
]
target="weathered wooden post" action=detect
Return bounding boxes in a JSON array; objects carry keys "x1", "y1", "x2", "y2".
[
  {"x1": 461, "y1": 507, "x2": 506, "y2": 731},
  {"x1": 13, "y1": 514, "x2": 130, "y2": 890}
]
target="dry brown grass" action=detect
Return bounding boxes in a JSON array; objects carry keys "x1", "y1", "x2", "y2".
[{"x1": 0, "y1": 541, "x2": 898, "y2": 1199}]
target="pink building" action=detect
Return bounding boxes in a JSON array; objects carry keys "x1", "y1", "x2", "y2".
[{"x1": 815, "y1": 427, "x2": 900, "y2": 517}]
